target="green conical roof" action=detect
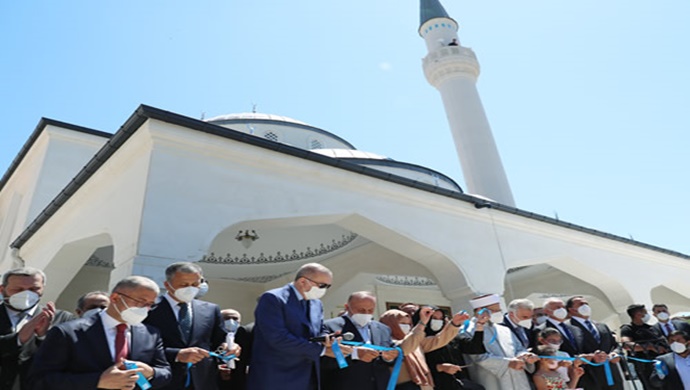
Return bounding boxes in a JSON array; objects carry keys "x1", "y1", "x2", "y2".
[{"x1": 420, "y1": 0, "x2": 451, "y2": 27}]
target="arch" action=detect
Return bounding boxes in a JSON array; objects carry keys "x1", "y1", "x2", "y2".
[{"x1": 651, "y1": 285, "x2": 690, "y2": 315}]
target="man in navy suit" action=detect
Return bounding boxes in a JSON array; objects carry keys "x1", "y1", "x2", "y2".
[
  {"x1": 566, "y1": 296, "x2": 624, "y2": 390},
  {"x1": 540, "y1": 298, "x2": 583, "y2": 357},
  {"x1": 650, "y1": 330, "x2": 690, "y2": 389},
  {"x1": 500, "y1": 298, "x2": 536, "y2": 351},
  {"x1": 28, "y1": 276, "x2": 172, "y2": 389},
  {"x1": 652, "y1": 303, "x2": 690, "y2": 339},
  {"x1": 143, "y1": 262, "x2": 238, "y2": 390},
  {"x1": 247, "y1": 262, "x2": 351, "y2": 390},
  {"x1": 321, "y1": 291, "x2": 399, "y2": 390}
]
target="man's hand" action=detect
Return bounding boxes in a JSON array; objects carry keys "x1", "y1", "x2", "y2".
[
  {"x1": 176, "y1": 347, "x2": 210, "y2": 363},
  {"x1": 355, "y1": 346, "x2": 379, "y2": 362},
  {"x1": 381, "y1": 349, "x2": 399, "y2": 361},
  {"x1": 128, "y1": 361, "x2": 154, "y2": 380},
  {"x1": 323, "y1": 336, "x2": 353, "y2": 358},
  {"x1": 609, "y1": 352, "x2": 621, "y2": 364},
  {"x1": 219, "y1": 342, "x2": 242, "y2": 357},
  {"x1": 436, "y1": 363, "x2": 462, "y2": 375},
  {"x1": 418, "y1": 307, "x2": 434, "y2": 324},
  {"x1": 507, "y1": 358, "x2": 526, "y2": 370},
  {"x1": 475, "y1": 309, "x2": 490, "y2": 326},
  {"x1": 593, "y1": 350, "x2": 608, "y2": 363},
  {"x1": 97, "y1": 359, "x2": 141, "y2": 389},
  {"x1": 451, "y1": 311, "x2": 470, "y2": 326}
]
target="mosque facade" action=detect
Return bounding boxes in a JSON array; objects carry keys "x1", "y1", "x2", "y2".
[{"x1": 1, "y1": 0, "x2": 688, "y2": 326}]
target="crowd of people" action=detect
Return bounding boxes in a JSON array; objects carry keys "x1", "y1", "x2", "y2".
[{"x1": 0, "y1": 262, "x2": 688, "y2": 390}]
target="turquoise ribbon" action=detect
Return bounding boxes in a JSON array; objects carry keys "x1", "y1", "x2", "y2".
[
  {"x1": 185, "y1": 353, "x2": 237, "y2": 387},
  {"x1": 537, "y1": 355, "x2": 613, "y2": 385},
  {"x1": 331, "y1": 341, "x2": 348, "y2": 369},
  {"x1": 341, "y1": 341, "x2": 404, "y2": 390},
  {"x1": 123, "y1": 361, "x2": 152, "y2": 390}
]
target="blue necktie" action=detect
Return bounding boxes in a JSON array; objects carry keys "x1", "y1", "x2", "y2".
[
  {"x1": 559, "y1": 322, "x2": 576, "y2": 348},
  {"x1": 178, "y1": 302, "x2": 192, "y2": 344},
  {"x1": 584, "y1": 320, "x2": 601, "y2": 343}
]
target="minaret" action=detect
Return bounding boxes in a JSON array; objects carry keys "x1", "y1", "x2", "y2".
[{"x1": 419, "y1": 0, "x2": 515, "y2": 207}]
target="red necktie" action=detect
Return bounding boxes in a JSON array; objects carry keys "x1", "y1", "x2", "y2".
[{"x1": 115, "y1": 323, "x2": 129, "y2": 362}]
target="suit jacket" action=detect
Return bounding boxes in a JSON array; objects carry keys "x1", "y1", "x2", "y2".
[
  {"x1": 649, "y1": 352, "x2": 687, "y2": 390},
  {"x1": 500, "y1": 315, "x2": 535, "y2": 351},
  {"x1": 321, "y1": 315, "x2": 393, "y2": 390},
  {"x1": 652, "y1": 320, "x2": 690, "y2": 338},
  {"x1": 143, "y1": 297, "x2": 226, "y2": 390},
  {"x1": 247, "y1": 284, "x2": 325, "y2": 390},
  {"x1": 570, "y1": 317, "x2": 624, "y2": 390},
  {"x1": 0, "y1": 303, "x2": 76, "y2": 389},
  {"x1": 28, "y1": 313, "x2": 171, "y2": 389}
]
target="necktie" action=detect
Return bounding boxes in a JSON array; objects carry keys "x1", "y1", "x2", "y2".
[
  {"x1": 584, "y1": 320, "x2": 601, "y2": 343},
  {"x1": 559, "y1": 323, "x2": 577, "y2": 348},
  {"x1": 178, "y1": 302, "x2": 192, "y2": 344},
  {"x1": 115, "y1": 323, "x2": 129, "y2": 362},
  {"x1": 518, "y1": 326, "x2": 529, "y2": 347},
  {"x1": 665, "y1": 323, "x2": 673, "y2": 336}
]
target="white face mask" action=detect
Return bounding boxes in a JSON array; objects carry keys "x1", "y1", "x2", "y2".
[
  {"x1": 671, "y1": 342, "x2": 687, "y2": 354},
  {"x1": 116, "y1": 297, "x2": 149, "y2": 325},
  {"x1": 642, "y1": 313, "x2": 651, "y2": 323},
  {"x1": 490, "y1": 311, "x2": 504, "y2": 324},
  {"x1": 553, "y1": 308, "x2": 568, "y2": 320},
  {"x1": 546, "y1": 342, "x2": 562, "y2": 350},
  {"x1": 171, "y1": 286, "x2": 199, "y2": 303},
  {"x1": 303, "y1": 286, "x2": 327, "y2": 300},
  {"x1": 536, "y1": 316, "x2": 548, "y2": 325},
  {"x1": 577, "y1": 304, "x2": 592, "y2": 317},
  {"x1": 81, "y1": 307, "x2": 103, "y2": 318},
  {"x1": 225, "y1": 319, "x2": 239, "y2": 333},
  {"x1": 351, "y1": 313, "x2": 374, "y2": 328},
  {"x1": 399, "y1": 324, "x2": 412, "y2": 334},
  {"x1": 8, "y1": 290, "x2": 41, "y2": 311},
  {"x1": 196, "y1": 282, "x2": 209, "y2": 298},
  {"x1": 657, "y1": 312, "x2": 670, "y2": 322},
  {"x1": 430, "y1": 319, "x2": 444, "y2": 331},
  {"x1": 518, "y1": 318, "x2": 533, "y2": 329}
]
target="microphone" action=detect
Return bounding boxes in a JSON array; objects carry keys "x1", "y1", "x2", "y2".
[{"x1": 309, "y1": 332, "x2": 355, "y2": 343}]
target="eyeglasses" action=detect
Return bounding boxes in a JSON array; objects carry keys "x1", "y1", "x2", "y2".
[
  {"x1": 116, "y1": 291, "x2": 156, "y2": 309},
  {"x1": 303, "y1": 276, "x2": 331, "y2": 289}
]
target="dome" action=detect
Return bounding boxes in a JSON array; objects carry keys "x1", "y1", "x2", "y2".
[
  {"x1": 311, "y1": 149, "x2": 389, "y2": 160},
  {"x1": 205, "y1": 112, "x2": 310, "y2": 127}
]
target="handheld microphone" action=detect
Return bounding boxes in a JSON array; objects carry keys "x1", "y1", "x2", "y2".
[{"x1": 309, "y1": 332, "x2": 355, "y2": 343}]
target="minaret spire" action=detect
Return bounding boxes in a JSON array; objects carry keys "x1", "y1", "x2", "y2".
[{"x1": 419, "y1": 0, "x2": 515, "y2": 206}]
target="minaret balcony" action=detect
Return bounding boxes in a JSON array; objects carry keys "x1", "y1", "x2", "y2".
[{"x1": 422, "y1": 45, "x2": 480, "y2": 84}]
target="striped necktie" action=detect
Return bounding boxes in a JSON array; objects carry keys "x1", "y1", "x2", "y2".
[{"x1": 584, "y1": 320, "x2": 601, "y2": 343}]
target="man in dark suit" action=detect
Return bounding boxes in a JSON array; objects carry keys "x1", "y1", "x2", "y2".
[
  {"x1": 501, "y1": 298, "x2": 536, "y2": 351},
  {"x1": 29, "y1": 275, "x2": 172, "y2": 389},
  {"x1": 652, "y1": 303, "x2": 690, "y2": 339},
  {"x1": 566, "y1": 295, "x2": 624, "y2": 389},
  {"x1": 540, "y1": 298, "x2": 583, "y2": 357},
  {"x1": 218, "y1": 309, "x2": 251, "y2": 390},
  {"x1": 321, "y1": 291, "x2": 399, "y2": 390},
  {"x1": 649, "y1": 330, "x2": 690, "y2": 389},
  {"x1": 0, "y1": 267, "x2": 76, "y2": 390},
  {"x1": 247, "y1": 262, "x2": 351, "y2": 390},
  {"x1": 143, "y1": 262, "x2": 237, "y2": 390}
]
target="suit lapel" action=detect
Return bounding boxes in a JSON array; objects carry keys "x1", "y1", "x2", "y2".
[
  {"x1": 158, "y1": 298, "x2": 186, "y2": 345},
  {"x1": 129, "y1": 324, "x2": 147, "y2": 361},
  {"x1": 0, "y1": 304, "x2": 13, "y2": 335},
  {"x1": 190, "y1": 300, "x2": 204, "y2": 346},
  {"x1": 85, "y1": 316, "x2": 116, "y2": 367},
  {"x1": 341, "y1": 316, "x2": 364, "y2": 342}
]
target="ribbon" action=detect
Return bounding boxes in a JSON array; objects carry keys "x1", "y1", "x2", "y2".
[
  {"x1": 341, "y1": 341, "x2": 404, "y2": 390},
  {"x1": 536, "y1": 355, "x2": 613, "y2": 385},
  {"x1": 123, "y1": 361, "x2": 152, "y2": 390},
  {"x1": 331, "y1": 341, "x2": 348, "y2": 369},
  {"x1": 184, "y1": 352, "x2": 237, "y2": 387}
]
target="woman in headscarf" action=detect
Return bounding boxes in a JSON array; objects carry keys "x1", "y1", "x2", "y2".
[
  {"x1": 417, "y1": 307, "x2": 486, "y2": 390},
  {"x1": 379, "y1": 306, "x2": 469, "y2": 390}
]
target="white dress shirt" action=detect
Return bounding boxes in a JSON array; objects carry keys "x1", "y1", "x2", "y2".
[
  {"x1": 100, "y1": 310, "x2": 130, "y2": 361},
  {"x1": 163, "y1": 292, "x2": 193, "y2": 322}
]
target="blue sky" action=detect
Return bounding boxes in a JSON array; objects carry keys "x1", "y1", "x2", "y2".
[{"x1": 2, "y1": 1, "x2": 689, "y2": 255}]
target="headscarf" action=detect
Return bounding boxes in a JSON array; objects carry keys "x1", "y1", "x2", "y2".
[{"x1": 380, "y1": 309, "x2": 434, "y2": 387}]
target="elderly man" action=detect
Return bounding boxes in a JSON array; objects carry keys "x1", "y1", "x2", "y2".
[
  {"x1": 29, "y1": 276, "x2": 172, "y2": 389},
  {"x1": 566, "y1": 295, "x2": 624, "y2": 390},
  {"x1": 464, "y1": 294, "x2": 537, "y2": 390},
  {"x1": 75, "y1": 290, "x2": 110, "y2": 317},
  {"x1": 500, "y1": 298, "x2": 536, "y2": 350},
  {"x1": 144, "y1": 262, "x2": 237, "y2": 390},
  {"x1": 0, "y1": 267, "x2": 76, "y2": 389},
  {"x1": 321, "y1": 291, "x2": 399, "y2": 390},
  {"x1": 248, "y1": 262, "x2": 351, "y2": 390},
  {"x1": 541, "y1": 297, "x2": 583, "y2": 357}
]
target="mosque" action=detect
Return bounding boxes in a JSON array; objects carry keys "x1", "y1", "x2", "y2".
[{"x1": 1, "y1": 0, "x2": 689, "y2": 328}]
